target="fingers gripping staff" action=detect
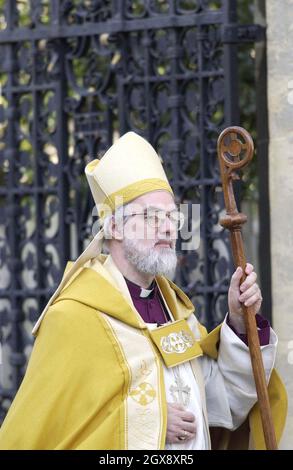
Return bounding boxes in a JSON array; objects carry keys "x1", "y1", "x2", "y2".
[{"x1": 217, "y1": 126, "x2": 277, "y2": 450}]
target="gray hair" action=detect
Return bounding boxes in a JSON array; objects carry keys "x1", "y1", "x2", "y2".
[{"x1": 103, "y1": 204, "x2": 126, "y2": 240}]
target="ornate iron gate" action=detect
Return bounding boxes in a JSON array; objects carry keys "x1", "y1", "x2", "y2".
[{"x1": 0, "y1": 1, "x2": 265, "y2": 422}]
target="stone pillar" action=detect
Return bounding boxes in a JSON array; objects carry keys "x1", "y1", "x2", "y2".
[{"x1": 266, "y1": 0, "x2": 293, "y2": 450}]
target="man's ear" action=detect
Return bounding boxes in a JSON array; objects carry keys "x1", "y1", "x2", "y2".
[{"x1": 111, "y1": 216, "x2": 124, "y2": 241}]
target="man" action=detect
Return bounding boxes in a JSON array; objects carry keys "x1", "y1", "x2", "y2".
[{"x1": 0, "y1": 132, "x2": 287, "y2": 449}]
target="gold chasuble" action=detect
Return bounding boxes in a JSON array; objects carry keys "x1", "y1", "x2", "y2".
[
  {"x1": 0, "y1": 255, "x2": 287, "y2": 450},
  {"x1": 0, "y1": 133, "x2": 287, "y2": 449}
]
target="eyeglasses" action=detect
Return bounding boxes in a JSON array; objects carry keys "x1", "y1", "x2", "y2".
[{"x1": 123, "y1": 208, "x2": 184, "y2": 230}]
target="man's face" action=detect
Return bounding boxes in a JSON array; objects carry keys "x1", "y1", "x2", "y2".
[
  {"x1": 122, "y1": 190, "x2": 178, "y2": 251},
  {"x1": 118, "y1": 191, "x2": 179, "y2": 278}
]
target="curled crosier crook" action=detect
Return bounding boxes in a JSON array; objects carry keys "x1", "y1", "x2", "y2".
[{"x1": 217, "y1": 126, "x2": 254, "y2": 171}]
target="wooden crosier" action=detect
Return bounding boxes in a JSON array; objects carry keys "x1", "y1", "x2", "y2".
[{"x1": 217, "y1": 126, "x2": 277, "y2": 450}]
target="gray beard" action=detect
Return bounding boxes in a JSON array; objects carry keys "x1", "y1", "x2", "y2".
[{"x1": 123, "y1": 238, "x2": 177, "y2": 278}]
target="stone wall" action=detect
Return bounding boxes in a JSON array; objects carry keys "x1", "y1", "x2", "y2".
[{"x1": 266, "y1": 0, "x2": 293, "y2": 450}]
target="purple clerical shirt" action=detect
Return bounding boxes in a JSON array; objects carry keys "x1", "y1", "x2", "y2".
[
  {"x1": 125, "y1": 278, "x2": 170, "y2": 324},
  {"x1": 125, "y1": 278, "x2": 270, "y2": 346}
]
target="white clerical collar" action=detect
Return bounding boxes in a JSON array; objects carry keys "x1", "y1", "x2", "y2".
[
  {"x1": 125, "y1": 277, "x2": 155, "y2": 299},
  {"x1": 140, "y1": 287, "x2": 154, "y2": 298}
]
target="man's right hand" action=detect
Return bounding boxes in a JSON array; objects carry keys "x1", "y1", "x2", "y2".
[{"x1": 165, "y1": 402, "x2": 197, "y2": 444}]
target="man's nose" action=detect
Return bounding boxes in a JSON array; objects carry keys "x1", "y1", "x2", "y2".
[{"x1": 158, "y1": 215, "x2": 177, "y2": 238}]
